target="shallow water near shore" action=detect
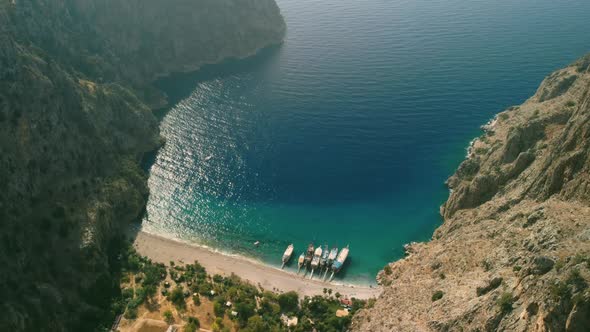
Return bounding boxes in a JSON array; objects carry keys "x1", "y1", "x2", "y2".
[{"x1": 142, "y1": 0, "x2": 590, "y2": 285}]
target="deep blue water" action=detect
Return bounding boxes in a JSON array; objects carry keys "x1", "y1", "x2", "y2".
[{"x1": 143, "y1": 0, "x2": 590, "y2": 284}]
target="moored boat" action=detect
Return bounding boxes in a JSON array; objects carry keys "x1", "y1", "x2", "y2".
[
  {"x1": 332, "y1": 245, "x2": 349, "y2": 272},
  {"x1": 309, "y1": 246, "x2": 323, "y2": 279},
  {"x1": 319, "y1": 245, "x2": 329, "y2": 269},
  {"x1": 329, "y1": 245, "x2": 349, "y2": 281},
  {"x1": 304, "y1": 243, "x2": 314, "y2": 266},
  {"x1": 327, "y1": 247, "x2": 338, "y2": 265},
  {"x1": 324, "y1": 247, "x2": 339, "y2": 280},
  {"x1": 282, "y1": 244, "x2": 294, "y2": 269},
  {"x1": 297, "y1": 253, "x2": 305, "y2": 274}
]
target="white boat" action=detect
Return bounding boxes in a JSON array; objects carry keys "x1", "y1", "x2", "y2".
[
  {"x1": 297, "y1": 253, "x2": 305, "y2": 274},
  {"x1": 324, "y1": 247, "x2": 339, "y2": 280},
  {"x1": 310, "y1": 246, "x2": 323, "y2": 279},
  {"x1": 204, "y1": 155, "x2": 214, "y2": 162},
  {"x1": 282, "y1": 244, "x2": 294, "y2": 269},
  {"x1": 329, "y1": 245, "x2": 349, "y2": 281},
  {"x1": 332, "y1": 245, "x2": 349, "y2": 272}
]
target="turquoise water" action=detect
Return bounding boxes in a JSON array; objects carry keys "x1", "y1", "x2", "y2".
[{"x1": 143, "y1": 0, "x2": 590, "y2": 284}]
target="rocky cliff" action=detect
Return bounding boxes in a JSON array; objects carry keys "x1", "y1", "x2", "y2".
[
  {"x1": 0, "y1": 0, "x2": 284, "y2": 331},
  {"x1": 353, "y1": 55, "x2": 590, "y2": 331}
]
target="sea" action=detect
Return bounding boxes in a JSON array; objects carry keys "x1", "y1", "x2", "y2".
[{"x1": 142, "y1": 0, "x2": 590, "y2": 285}]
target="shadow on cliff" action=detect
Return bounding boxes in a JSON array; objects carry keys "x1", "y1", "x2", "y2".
[
  {"x1": 140, "y1": 44, "x2": 282, "y2": 173},
  {"x1": 153, "y1": 44, "x2": 282, "y2": 117}
]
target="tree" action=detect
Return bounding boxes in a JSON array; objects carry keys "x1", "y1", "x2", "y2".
[
  {"x1": 213, "y1": 300, "x2": 225, "y2": 317},
  {"x1": 184, "y1": 317, "x2": 200, "y2": 332},
  {"x1": 243, "y1": 315, "x2": 268, "y2": 332},
  {"x1": 278, "y1": 291, "x2": 299, "y2": 313},
  {"x1": 198, "y1": 282, "x2": 212, "y2": 296},
  {"x1": 235, "y1": 301, "x2": 256, "y2": 325},
  {"x1": 211, "y1": 317, "x2": 224, "y2": 332},
  {"x1": 163, "y1": 310, "x2": 174, "y2": 324},
  {"x1": 144, "y1": 284, "x2": 157, "y2": 302},
  {"x1": 168, "y1": 286, "x2": 186, "y2": 309},
  {"x1": 213, "y1": 274, "x2": 224, "y2": 283}
]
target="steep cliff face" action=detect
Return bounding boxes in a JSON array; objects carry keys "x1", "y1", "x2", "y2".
[
  {"x1": 353, "y1": 55, "x2": 590, "y2": 331},
  {"x1": 0, "y1": 1, "x2": 284, "y2": 330}
]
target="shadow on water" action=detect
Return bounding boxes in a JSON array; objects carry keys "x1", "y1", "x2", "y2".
[
  {"x1": 153, "y1": 44, "x2": 282, "y2": 117},
  {"x1": 140, "y1": 44, "x2": 283, "y2": 172}
]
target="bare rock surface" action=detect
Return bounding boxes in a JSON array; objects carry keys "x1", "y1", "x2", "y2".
[{"x1": 353, "y1": 54, "x2": 590, "y2": 331}]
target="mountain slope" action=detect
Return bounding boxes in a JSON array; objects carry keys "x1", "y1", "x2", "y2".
[
  {"x1": 353, "y1": 55, "x2": 590, "y2": 331},
  {"x1": 0, "y1": 1, "x2": 284, "y2": 330}
]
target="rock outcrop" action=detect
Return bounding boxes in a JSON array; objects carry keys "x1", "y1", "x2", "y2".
[
  {"x1": 353, "y1": 54, "x2": 590, "y2": 331},
  {"x1": 0, "y1": 1, "x2": 284, "y2": 331}
]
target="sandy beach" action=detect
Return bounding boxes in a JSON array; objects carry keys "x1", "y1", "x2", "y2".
[{"x1": 133, "y1": 231, "x2": 382, "y2": 300}]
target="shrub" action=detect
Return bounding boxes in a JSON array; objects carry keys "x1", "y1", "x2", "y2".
[
  {"x1": 384, "y1": 265, "x2": 392, "y2": 275},
  {"x1": 555, "y1": 259, "x2": 565, "y2": 271},
  {"x1": 481, "y1": 260, "x2": 493, "y2": 271},
  {"x1": 432, "y1": 290, "x2": 444, "y2": 302},
  {"x1": 566, "y1": 269, "x2": 585, "y2": 288},
  {"x1": 566, "y1": 100, "x2": 576, "y2": 107},
  {"x1": 124, "y1": 307, "x2": 137, "y2": 320},
  {"x1": 573, "y1": 254, "x2": 585, "y2": 264},
  {"x1": 278, "y1": 291, "x2": 299, "y2": 313},
  {"x1": 550, "y1": 280, "x2": 570, "y2": 301},
  {"x1": 497, "y1": 292, "x2": 514, "y2": 314},
  {"x1": 475, "y1": 147, "x2": 489, "y2": 155},
  {"x1": 163, "y1": 310, "x2": 174, "y2": 324}
]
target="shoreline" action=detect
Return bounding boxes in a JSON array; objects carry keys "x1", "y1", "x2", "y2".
[{"x1": 132, "y1": 230, "x2": 382, "y2": 300}]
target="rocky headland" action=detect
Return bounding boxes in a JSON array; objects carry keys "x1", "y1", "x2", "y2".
[
  {"x1": 352, "y1": 55, "x2": 590, "y2": 331},
  {"x1": 0, "y1": 0, "x2": 284, "y2": 330}
]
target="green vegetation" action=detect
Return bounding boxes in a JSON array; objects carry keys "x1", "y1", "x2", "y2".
[
  {"x1": 497, "y1": 292, "x2": 514, "y2": 314},
  {"x1": 163, "y1": 310, "x2": 174, "y2": 324},
  {"x1": 555, "y1": 259, "x2": 565, "y2": 271},
  {"x1": 168, "y1": 286, "x2": 187, "y2": 310},
  {"x1": 278, "y1": 291, "x2": 299, "y2": 314},
  {"x1": 184, "y1": 317, "x2": 200, "y2": 332},
  {"x1": 431, "y1": 290, "x2": 444, "y2": 302},
  {"x1": 384, "y1": 265, "x2": 393, "y2": 275},
  {"x1": 114, "y1": 244, "x2": 368, "y2": 331},
  {"x1": 573, "y1": 253, "x2": 590, "y2": 268},
  {"x1": 475, "y1": 147, "x2": 489, "y2": 155},
  {"x1": 566, "y1": 100, "x2": 576, "y2": 107}
]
